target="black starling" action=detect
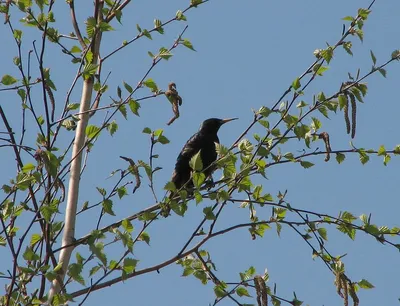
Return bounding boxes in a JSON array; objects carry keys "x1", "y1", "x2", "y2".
[{"x1": 170, "y1": 117, "x2": 238, "y2": 193}]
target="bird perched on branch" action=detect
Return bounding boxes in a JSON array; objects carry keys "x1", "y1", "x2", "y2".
[
  {"x1": 165, "y1": 82, "x2": 183, "y2": 126},
  {"x1": 161, "y1": 118, "x2": 237, "y2": 217},
  {"x1": 170, "y1": 117, "x2": 238, "y2": 194}
]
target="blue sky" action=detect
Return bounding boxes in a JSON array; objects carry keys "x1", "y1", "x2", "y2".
[{"x1": 1, "y1": 0, "x2": 400, "y2": 305}]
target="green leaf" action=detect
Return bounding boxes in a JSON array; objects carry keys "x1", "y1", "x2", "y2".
[
  {"x1": 44, "y1": 151, "x2": 60, "y2": 178},
  {"x1": 122, "y1": 219, "x2": 134, "y2": 233},
  {"x1": 123, "y1": 258, "x2": 138, "y2": 274},
  {"x1": 320, "y1": 47, "x2": 333, "y2": 64},
  {"x1": 239, "y1": 266, "x2": 256, "y2": 281},
  {"x1": 89, "y1": 242, "x2": 107, "y2": 265},
  {"x1": 192, "y1": 172, "x2": 205, "y2": 188},
  {"x1": 123, "y1": 81, "x2": 133, "y2": 93},
  {"x1": 96, "y1": 187, "x2": 106, "y2": 196},
  {"x1": 22, "y1": 163, "x2": 35, "y2": 173},
  {"x1": 118, "y1": 104, "x2": 128, "y2": 119},
  {"x1": 315, "y1": 65, "x2": 329, "y2": 76},
  {"x1": 293, "y1": 124, "x2": 310, "y2": 139},
  {"x1": 68, "y1": 263, "x2": 85, "y2": 285},
  {"x1": 258, "y1": 106, "x2": 271, "y2": 117},
  {"x1": 370, "y1": 50, "x2": 376, "y2": 65},
  {"x1": 189, "y1": 151, "x2": 203, "y2": 171},
  {"x1": 214, "y1": 283, "x2": 227, "y2": 298},
  {"x1": 13, "y1": 29, "x2": 23, "y2": 41},
  {"x1": 336, "y1": 152, "x2": 345, "y2": 164},
  {"x1": 37, "y1": 115, "x2": 45, "y2": 125},
  {"x1": 338, "y1": 94, "x2": 347, "y2": 110},
  {"x1": 300, "y1": 161, "x2": 314, "y2": 169},
  {"x1": 317, "y1": 228, "x2": 328, "y2": 240},
  {"x1": 378, "y1": 68, "x2": 387, "y2": 78},
  {"x1": 17, "y1": 88, "x2": 26, "y2": 101},
  {"x1": 392, "y1": 50, "x2": 400, "y2": 60},
  {"x1": 182, "y1": 267, "x2": 194, "y2": 276},
  {"x1": 89, "y1": 265, "x2": 101, "y2": 277},
  {"x1": 158, "y1": 47, "x2": 173, "y2": 60},
  {"x1": 66, "y1": 103, "x2": 80, "y2": 111},
  {"x1": 30, "y1": 233, "x2": 41, "y2": 246},
  {"x1": 343, "y1": 41, "x2": 353, "y2": 56},
  {"x1": 85, "y1": 125, "x2": 100, "y2": 139},
  {"x1": 176, "y1": 10, "x2": 187, "y2": 21},
  {"x1": 139, "y1": 231, "x2": 150, "y2": 245},
  {"x1": 142, "y1": 29, "x2": 152, "y2": 40},
  {"x1": 318, "y1": 105, "x2": 329, "y2": 118},
  {"x1": 350, "y1": 88, "x2": 363, "y2": 102},
  {"x1": 358, "y1": 279, "x2": 374, "y2": 289},
  {"x1": 203, "y1": 206, "x2": 216, "y2": 220},
  {"x1": 85, "y1": 17, "x2": 96, "y2": 37},
  {"x1": 164, "y1": 181, "x2": 176, "y2": 191},
  {"x1": 292, "y1": 77, "x2": 301, "y2": 90},
  {"x1": 377, "y1": 145, "x2": 386, "y2": 156},
  {"x1": 258, "y1": 119, "x2": 270, "y2": 129},
  {"x1": 117, "y1": 186, "x2": 128, "y2": 199},
  {"x1": 70, "y1": 45, "x2": 81, "y2": 53},
  {"x1": 236, "y1": 287, "x2": 251, "y2": 297},
  {"x1": 337, "y1": 224, "x2": 356, "y2": 240},
  {"x1": 359, "y1": 152, "x2": 369, "y2": 165},
  {"x1": 142, "y1": 78, "x2": 158, "y2": 92},
  {"x1": 1, "y1": 74, "x2": 18, "y2": 85},
  {"x1": 23, "y1": 247, "x2": 40, "y2": 261},
  {"x1": 157, "y1": 135, "x2": 170, "y2": 144},
  {"x1": 102, "y1": 199, "x2": 115, "y2": 216},
  {"x1": 153, "y1": 129, "x2": 163, "y2": 137},
  {"x1": 128, "y1": 99, "x2": 140, "y2": 116},
  {"x1": 311, "y1": 117, "x2": 321, "y2": 130},
  {"x1": 107, "y1": 121, "x2": 118, "y2": 136},
  {"x1": 342, "y1": 16, "x2": 354, "y2": 21},
  {"x1": 191, "y1": 0, "x2": 203, "y2": 7},
  {"x1": 99, "y1": 21, "x2": 114, "y2": 32},
  {"x1": 181, "y1": 38, "x2": 195, "y2": 51},
  {"x1": 194, "y1": 190, "x2": 203, "y2": 204},
  {"x1": 142, "y1": 127, "x2": 152, "y2": 134},
  {"x1": 154, "y1": 19, "x2": 164, "y2": 34}
]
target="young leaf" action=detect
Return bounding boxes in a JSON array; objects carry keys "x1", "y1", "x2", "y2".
[
  {"x1": 300, "y1": 161, "x2": 314, "y2": 169},
  {"x1": 370, "y1": 50, "x2": 376, "y2": 65},
  {"x1": 181, "y1": 38, "x2": 195, "y2": 51},
  {"x1": 1, "y1": 74, "x2": 18, "y2": 85},
  {"x1": 336, "y1": 152, "x2": 345, "y2": 164},
  {"x1": 129, "y1": 99, "x2": 140, "y2": 116},
  {"x1": 292, "y1": 77, "x2": 301, "y2": 90},
  {"x1": 142, "y1": 78, "x2": 158, "y2": 92},
  {"x1": 189, "y1": 151, "x2": 203, "y2": 171}
]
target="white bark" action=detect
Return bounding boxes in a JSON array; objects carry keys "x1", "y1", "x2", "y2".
[{"x1": 48, "y1": 7, "x2": 103, "y2": 301}]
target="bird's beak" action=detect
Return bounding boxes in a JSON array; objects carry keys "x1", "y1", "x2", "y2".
[{"x1": 221, "y1": 118, "x2": 238, "y2": 124}]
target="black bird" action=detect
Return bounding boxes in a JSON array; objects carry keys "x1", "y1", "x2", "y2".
[{"x1": 171, "y1": 117, "x2": 238, "y2": 193}]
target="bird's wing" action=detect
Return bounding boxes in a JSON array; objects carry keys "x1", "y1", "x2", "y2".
[
  {"x1": 177, "y1": 132, "x2": 203, "y2": 160},
  {"x1": 171, "y1": 132, "x2": 203, "y2": 188}
]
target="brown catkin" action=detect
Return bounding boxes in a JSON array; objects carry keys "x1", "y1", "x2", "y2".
[
  {"x1": 319, "y1": 132, "x2": 331, "y2": 162},
  {"x1": 349, "y1": 93, "x2": 357, "y2": 139},
  {"x1": 341, "y1": 277, "x2": 349, "y2": 306},
  {"x1": 348, "y1": 282, "x2": 359, "y2": 306},
  {"x1": 165, "y1": 82, "x2": 183, "y2": 126},
  {"x1": 343, "y1": 95, "x2": 351, "y2": 135},
  {"x1": 254, "y1": 275, "x2": 268, "y2": 306},
  {"x1": 119, "y1": 156, "x2": 141, "y2": 194}
]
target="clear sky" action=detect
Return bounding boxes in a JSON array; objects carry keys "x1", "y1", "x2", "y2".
[{"x1": 1, "y1": 0, "x2": 400, "y2": 305}]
